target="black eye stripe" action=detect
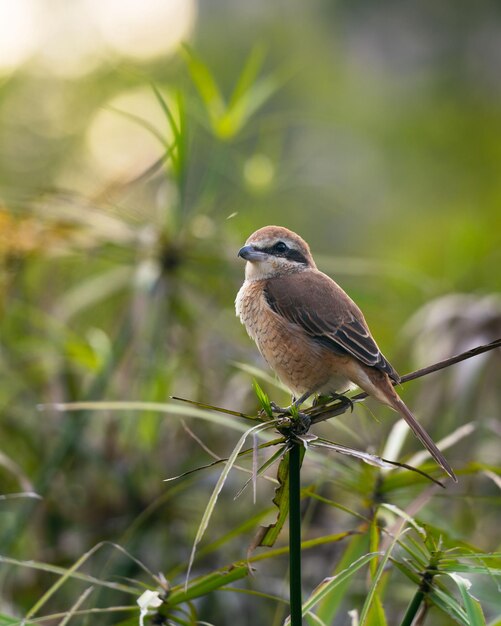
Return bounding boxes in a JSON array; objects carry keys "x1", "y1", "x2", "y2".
[
  {"x1": 258, "y1": 243, "x2": 308, "y2": 265},
  {"x1": 285, "y1": 249, "x2": 309, "y2": 264}
]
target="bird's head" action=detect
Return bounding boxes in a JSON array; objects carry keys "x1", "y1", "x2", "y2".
[{"x1": 238, "y1": 226, "x2": 316, "y2": 280}]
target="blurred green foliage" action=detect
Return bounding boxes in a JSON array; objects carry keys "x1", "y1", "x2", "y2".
[{"x1": 1, "y1": 1, "x2": 501, "y2": 624}]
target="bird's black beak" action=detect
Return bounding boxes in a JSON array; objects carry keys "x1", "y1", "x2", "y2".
[{"x1": 237, "y1": 245, "x2": 268, "y2": 262}]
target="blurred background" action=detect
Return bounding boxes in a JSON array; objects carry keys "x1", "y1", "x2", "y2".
[{"x1": 1, "y1": 0, "x2": 500, "y2": 624}]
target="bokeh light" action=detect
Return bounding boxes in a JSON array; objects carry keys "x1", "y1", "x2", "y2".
[
  {"x1": 88, "y1": 0, "x2": 196, "y2": 61},
  {"x1": 86, "y1": 86, "x2": 174, "y2": 183},
  {"x1": 0, "y1": 0, "x2": 197, "y2": 76},
  {"x1": 0, "y1": 0, "x2": 40, "y2": 72},
  {"x1": 244, "y1": 154, "x2": 275, "y2": 191},
  {"x1": 35, "y1": 0, "x2": 103, "y2": 78}
]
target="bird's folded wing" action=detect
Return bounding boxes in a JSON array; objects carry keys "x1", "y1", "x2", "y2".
[{"x1": 264, "y1": 272, "x2": 399, "y2": 382}]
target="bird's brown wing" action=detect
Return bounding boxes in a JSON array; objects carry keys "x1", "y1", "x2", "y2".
[{"x1": 264, "y1": 271, "x2": 400, "y2": 382}]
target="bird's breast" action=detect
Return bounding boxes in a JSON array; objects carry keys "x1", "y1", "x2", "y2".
[{"x1": 236, "y1": 280, "x2": 352, "y2": 396}]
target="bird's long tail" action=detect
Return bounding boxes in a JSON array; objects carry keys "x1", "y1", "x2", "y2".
[
  {"x1": 389, "y1": 395, "x2": 457, "y2": 482},
  {"x1": 345, "y1": 362, "x2": 457, "y2": 481}
]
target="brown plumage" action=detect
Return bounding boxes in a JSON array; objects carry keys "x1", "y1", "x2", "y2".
[{"x1": 236, "y1": 225, "x2": 457, "y2": 481}]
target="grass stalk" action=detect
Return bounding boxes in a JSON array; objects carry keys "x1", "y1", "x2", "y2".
[{"x1": 400, "y1": 588, "x2": 425, "y2": 626}]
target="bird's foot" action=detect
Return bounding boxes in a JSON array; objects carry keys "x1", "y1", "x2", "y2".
[
  {"x1": 271, "y1": 391, "x2": 310, "y2": 414},
  {"x1": 270, "y1": 401, "x2": 290, "y2": 414},
  {"x1": 312, "y1": 394, "x2": 332, "y2": 407},
  {"x1": 276, "y1": 411, "x2": 311, "y2": 436},
  {"x1": 270, "y1": 401, "x2": 311, "y2": 434},
  {"x1": 294, "y1": 411, "x2": 311, "y2": 434},
  {"x1": 330, "y1": 392, "x2": 354, "y2": 413}
]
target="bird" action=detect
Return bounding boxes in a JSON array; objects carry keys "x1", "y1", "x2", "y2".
[{"x1": 235, "y1": 225, "x2": 457, "y2": 481}]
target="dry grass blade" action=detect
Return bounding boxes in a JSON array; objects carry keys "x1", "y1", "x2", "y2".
[
  {"x1": 57, "y1": 586, "x2": 94, "y2": 626},
  {"x1": 310, "y1": 439, "x2": 444, "y2": 486},
  {"x1": 170, "y1": 395, "x2": 258, "y2": 420},
  {"x1": 185, "y1": 421, "x2": 277, "y2": 589}
]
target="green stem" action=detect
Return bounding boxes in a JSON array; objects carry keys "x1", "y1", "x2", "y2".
[
  {"x1": 289, "y1": 441, "x2": 303, "y2": 625},
  {"x1": 400, "y1": 589, "x2": 425, "y2": 626}
]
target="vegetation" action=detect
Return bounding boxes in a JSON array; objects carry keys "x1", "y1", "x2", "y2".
[{"x1": 1, "y1": 3, "x2": 501, "y2": 625}]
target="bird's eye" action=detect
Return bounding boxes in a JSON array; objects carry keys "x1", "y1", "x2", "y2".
[{"x1": 274, "y1": 241, "x2": 288, "y2": 253}]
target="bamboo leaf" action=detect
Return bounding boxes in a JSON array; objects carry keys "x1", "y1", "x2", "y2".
[
  {"x1": 428, "y1": 586, "x2": 470, "y2": 625},
  {"x1": 169, "y1": 565, "x2": 251, "y2": 606},
  {"x1": 181, "y1": 45, "x2": 225, "y2": 124},
  {"x1": 364, "y1": 592, "x2": 388, "y2": 626},
  {"x1": 257, "y1": 444, "x2": 306, "y2": 549},
  {"x1": 252, "y1": 379, "x2": 273, "y2": 418},
  {"x1": 446, "y1": 573, "x2": 487, "y2": 626},
  {"x1": 228, "y1": 44, "x2": 267, "y2": 109},
  {"x1": 359, "y1": 513, "x2": 412, "y2": 625},
  {"x1": 257, "y1": 448, "x2": 293, "y2": 548},
  {"x1": 284, "y1": 552, "x2": 381, "y2": 624},
  {"x1": 316, "y1": 534, "x2": 370, "y2": 624}
]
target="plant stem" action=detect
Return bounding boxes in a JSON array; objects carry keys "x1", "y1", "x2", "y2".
[
  {"x1": 400, "y1": 589, "x2": 425, "y2": 626},
  {"x1": 289, "y1": 441, "x2": 303, "y2": 625}
]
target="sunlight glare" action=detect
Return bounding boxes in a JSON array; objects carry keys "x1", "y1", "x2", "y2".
[
  {"x1": 36, "y1": 1, "x2": 103, "y2": 77},
  {"x1": 89, "y1": 0, "x2": 196, "y2": 60},
  {"x1": 86, "y1": 87, "x2": 174, "y2": 183},
  {"x1": 0, "y1": 0, "x2": 40, "y2": 72}
]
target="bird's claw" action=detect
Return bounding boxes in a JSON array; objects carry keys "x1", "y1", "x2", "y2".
[
  {"x1": 276, "y1": 411, "x2": 311, "y2": 436},
  {"x1": 312, "y1": 394, "x2": 331, "y2": 407},
  {"x1": 270, "y1": 401, "x2": 311, "y2": 434},
  {"x1": 331, "y1": 392, "x2": 354, "y2": 413},
  {"x1": 295, "y1": 411, "x2": 311, "y2": 434},
  {"x1": 270, "y1": 401, "x2": 289, "y2": 414}
]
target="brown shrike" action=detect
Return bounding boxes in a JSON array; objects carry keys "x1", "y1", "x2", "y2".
[{"x1": 235, "y1": 225, "x2": 456, "y2": 481}]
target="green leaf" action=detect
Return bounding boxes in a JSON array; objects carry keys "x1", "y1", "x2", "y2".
[
  {"x1": 365, "y1": 592, "x2": 388, "y2": 626},
  {"x1": 169, "y1": 563, "x2": 251, "y2": 605},
  {"x1": 359, "y1": 507, "x2": 413, "y2": 626},
  {"x1": 181, "y1": 45, "x2": 225, "y2": 124},
  {"x1": 302, "y1": 488, "x2": 368, "y2": 523},
  {"x1": 257, "y1": 448, "x2": 292, "y2": 547},
  {"x1": 228, "y1": 43, "x2": 267, "y2": 109},
  {"x1": 428, "y1": 586, "x2": 470, "y2": 625},
  {"x1": 252, "y1": 379, "x2": 273, "y2": 418},
  {"x1": 182, "y1": 44, "x2": 282, "y2": 140},
  {"x1": 446, "y1": 573, "x2": 487, "y2": 626},
  {"x1": 316, "y1": 534, "x2": 370, "y2": 624},
  {"x1": 215, "y1": 75, "x2": 278, "y2": 139},
  {"x1": 284, "y1": 552, "x2": 381, "y2": 624},
  {"x1": 151, "y1": 84, "x2": 186, "y2": 182},
  {"x1": 0, "y1": 615, "x2": 21, "y2": 626}
]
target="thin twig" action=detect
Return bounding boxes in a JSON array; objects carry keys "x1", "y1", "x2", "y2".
[{"x1": 398, "y1": 337, "x2": 501, "y2": 385}]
